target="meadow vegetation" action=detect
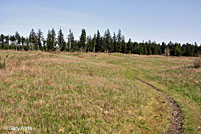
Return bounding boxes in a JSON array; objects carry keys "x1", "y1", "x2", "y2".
[
  {"x1": 194, "y1": 57, "x2": 201, "y2": 68},
  {"x1": 0, "y1": 50, "x2": 200, "y2": 134},
  {"x1": 0, "y1": 56, "x2": 6, "y2": 70}
]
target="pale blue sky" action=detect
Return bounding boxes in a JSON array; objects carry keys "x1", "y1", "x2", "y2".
[{"x1": 1, "y1": 0, "x2": 201, "y2": 44}]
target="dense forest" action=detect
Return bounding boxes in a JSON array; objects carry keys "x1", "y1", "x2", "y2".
[{"x1": 0, "y1": 28, "x2": 201, "y2": 56}]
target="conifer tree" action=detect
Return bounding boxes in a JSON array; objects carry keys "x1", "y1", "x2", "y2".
[
  {"x1": 24, "y1": 38, "x2": 30, "y2": 51},
  {"x1": 29, "y1": 29, "x2": 37, "y2": 50},
  {"x1": 21, "y1": 36, "x2": 25, "y2": 49},
  {"x1": 139, "y1": 43, "x2": 144, "y2": 55},
  {"x1": 0, "y1": 34, "x2": 5, "y2": 49},
  {"x1": 86, "y1": 35, "x2": 92, "y2": 52},
  {"x1": 51, "y1": 28, "x2": 57, "y2": 51},
  {"x1": 80, "y1": 29, "x2": 86, "y2": 52},
  {"x1": 92, "y1": 34, "x2": 96, "y2": 53},
  {"x1": 161, "y1": 42, "x2": 166, "y2": 54},
  {"x1": 103, "y1": 29, "x2": 112, "y2": 52},
  {"x1": 147, "y1": 45, "x2": 152, "y2": 55},
  {"x1": 143, "y1": 43, "x2": 148, "y2": 55},
  {"x1": 15, "y1": 32, "x2": 21, "y2": 50},
  {"x1": 175, "y1": 43, "x2": 182, "y2": 56},
  {"x1": 96, "y1": 30, "x2": 102, "y2": 52},
  {"x1": 58, "y1": 29, "x2": 65, "y2": 51},
  {"x1": 117, "y1": 29, "x2": 122, "y2": 53},
  {"x1": 68, "y1": 30, "x2": 74, "y2": 52},
  {"x1": 127, "y1": 38, "x2": 132, "y2": 54},
  {"x1": 46, "y1": 30, "x2": 52, "y2": 51},
  {"x1": 5, "y1": 35, "x2": 9, "y2": 49},
  {"x1": 107, "y1": 29, "x2": 113, "y2": 52},
  {"x1": 37, "y1": 29, "x2": 43, "y2": 50},
  {"x1": 113, "y1": 33, "x2": 117, "y2": 52},
  {"x1": 121, "y1": 36, "x2": 126, "y2": 53},
  {"x1": 46, "y1": 28, "x2": 56, "y2": 51},
  {"x1": 9, "y1": 35, "x2": 16, "y2": 49}
]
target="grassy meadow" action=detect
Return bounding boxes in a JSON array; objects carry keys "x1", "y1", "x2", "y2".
[{"x1": 0, "y1": 50, "x2": 200, "y2": 134}]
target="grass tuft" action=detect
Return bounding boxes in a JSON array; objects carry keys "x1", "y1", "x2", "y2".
[{"x1": 0, "y1": 56, "x2": 6, "y2": 70}]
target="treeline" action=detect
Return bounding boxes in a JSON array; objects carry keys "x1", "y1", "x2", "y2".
[{"x1": 0, "y1": 28, "x2": 201, "y2": 56}]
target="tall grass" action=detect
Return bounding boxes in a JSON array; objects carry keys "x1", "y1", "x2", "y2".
[{"x1": 0, "y1": 56, "x2": 5, "y2": 69}]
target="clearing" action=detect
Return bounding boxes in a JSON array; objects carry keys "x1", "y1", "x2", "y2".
[{"x1": 0, "y1": 50, "x2": 200, "y2": 134}]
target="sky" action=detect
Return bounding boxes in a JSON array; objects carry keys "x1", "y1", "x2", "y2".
[{"x1": 1, "y1": 0, "x2": 201, "y2": 44}]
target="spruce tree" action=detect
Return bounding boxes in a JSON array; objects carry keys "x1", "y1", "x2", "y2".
[
  {"x1": 79, "y1": 29, "x2": 86, "y2": 52},
  {"x1": 0, "y1": 34, "x2": 5, "y2": 49},
  {"x1": 148, "y1": 45, "x2": 152, "y2": 55},
  {"x1": 86, "y1": 36, "x2": 92, "y2": 52},
  {"x1": 96, "y1": 30, "x2": 102, "y2": 52},
  {"x1": 5, "y1": 35, "x2": 9, "y2": 49},
  {"x1": 194, "y1": 42, "x2": 199, "y2": 56},
  {"x1": 51, "y1": 28, "x2": 57, "y2": 51},
  {"x1": 21, "y1": 36, "x2": 25, "y2": 49},
  {"x1": 29, "y1": 29, "x2": 37, "y2": 50},
  {"x1": 139, "y1": 43, "x2": 144, "y2": 55},
  {"x1": 113, "y1": 33, "x2": 117, "y2": 52},
  {"x1": 174, "y1": 43, "x2": 182, "y2": 56},
  {"x1": 127, "y1": 38, "x2": 132, "y2": 54},
  {"x1": 152, "y1": 41, "x2": 158, "y2": 55},
  {"x1": 143, "y1": 43, "x2": 148, "y2": 55},
  {"x1": 58, "y1": 29, "x2": 66, "y2": 51},
  {"x1": 121, "y1": 36, "x2": 126, "y2": 53},
  {"x1": 24, "y1": 38, "x2": 30, "y2": 51},
  {"x1": 9, "y1": 35, "x2": 16, "y2": 49},
  {"x1": 161, "y1": 42, "x2": 166, "y2": 54},
  {"x1": 117, "y1": 29, "x2": 122, "y2": 53},
  {"x1": 103, "y1": 29, "x2": 112, "y2": 52},
  {"x1": 68, "y1": 30, "x2": 74, "y2": 52},
  {"x1": 46, "y1": 29, "x2": 56, "y2": 51},
  {"x1": 157, "y1": 44, "x2": 162, "y2": 55},
  {"x1": 46, "y1": 30, "x2": 52, "y2": 51},
  {"x1": 15, "y1": 32, "x2": 21, "y2": 50},
  {"x1": 37, "y1": 29, "x2": 43, "y2": 50},
  {"x1": 92, "y1": 34, "x2": 96, "y2": 53}
]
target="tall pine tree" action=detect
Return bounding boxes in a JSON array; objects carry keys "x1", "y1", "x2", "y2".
[
  {"x1": 15, "y1": 32, "x2": 21, "y2": 50},
  {"x1": 58, "y1": 29, "x2": 66, "y2": 51},
  {"x1": 68, "y1": 30, "x2": 74, "y2": 52},
  {"x1": 29, "y1": 29, "x2": 37, "y2": 50},
  {"x1": 79, "y1": 29, "x2": 86, "y2": 52},
  {"x1": 117, "y1": 29, "x2": 122, "y2": 53},
  {"x1": 46, "y1": 28, "x2": 56, "y2": 51},
  {"x1": 36, "y1": 29, "x2": 43, "y2": 50},
  {"x1": 92, "y1": 34, "x2": 96, "y2": 53},
  {"x1": 96, "y1": 30, "x2": 102, "y2": 52}
]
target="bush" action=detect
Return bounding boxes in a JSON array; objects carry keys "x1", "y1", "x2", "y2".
[
  {"x1": 0, "y1": 56, "x2": 6, "y2": 70},
  {"x1": 194, "y1": 58, "x2": 201, "y2": 68}
]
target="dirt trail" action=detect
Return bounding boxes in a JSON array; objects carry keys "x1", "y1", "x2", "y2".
[{"x1": 135, "y1": 78, "x2": 184, "y2": 134}]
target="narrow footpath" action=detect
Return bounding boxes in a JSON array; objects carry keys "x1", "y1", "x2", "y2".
[{"x1": 135, "y1": 78, "x2": 184, "y2": 134}]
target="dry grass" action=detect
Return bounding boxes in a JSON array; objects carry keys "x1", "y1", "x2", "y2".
[
  {"x1": 0, "y1": 50, "x2": 200, "y2": 134},
  {"x1": 194, "y1": 58, "x2": 201, "y2": 68},
  {"x1": 0, "y1": 56, "x2": 6, "y2": 70}
]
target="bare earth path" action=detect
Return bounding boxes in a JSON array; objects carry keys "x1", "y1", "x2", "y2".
[{"x1": 135, "y1": 78, "x2": 184, "y2": 134}]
